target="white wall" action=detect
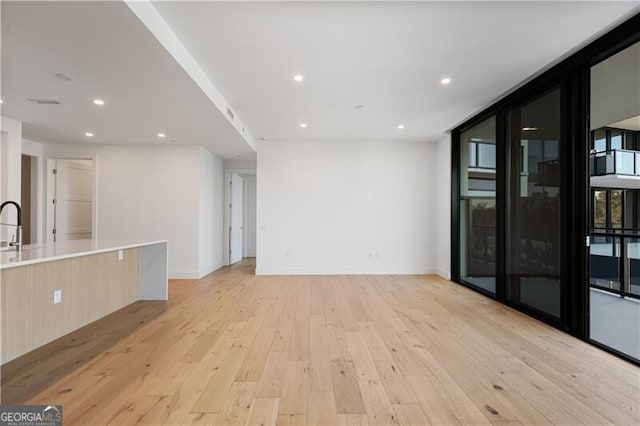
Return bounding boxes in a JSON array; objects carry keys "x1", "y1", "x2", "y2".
[
  {"x1": 435, "y1": 135, "x2": 451, "y2": 279},
  {"x1": 223, "y1": 159, "x2": 257, "y2": 169},
  {"x1": 1, "y1": 116, "x2": 22, "y2": 204},
  {"x1": 198, "y1": 146, "x2": 225, "y2": 277},
  {"x1": 0, "y1": 116, "x2": 23, "y2": 241},
  {"x1": 42, "y1": 143, "x2": 223, "y2": 278},
  {"x1": 257, "y1": 140, "x2": 437, "y2": 275},
  {"x1": 22, "y1": 139, "x2": 45, "y2": 243}
]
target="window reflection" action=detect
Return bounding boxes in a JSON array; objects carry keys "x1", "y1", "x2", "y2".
[
  {"x1": 459, "y1": 117, "x2": 496, "y2": 293},
  {"x1": 507, "y1": 88, "x2": 562, "y2": 318}
]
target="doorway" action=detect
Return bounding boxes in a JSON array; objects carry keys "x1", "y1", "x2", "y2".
[
  {"x1": 46, "y1": 158, "x2": 94, "y2": 242},
  {"x1": 225, "y1": 170, "x2": 257, "y2": 266},
  {"x1": 243, "y1": 175, "x2": 257, "y2": 258},
  {"x1": 229, "y1": 173, "x2": 244, "y2": 264},
  {"x1": 20, "y1": 154, "x2": 38, "y2": 244}
]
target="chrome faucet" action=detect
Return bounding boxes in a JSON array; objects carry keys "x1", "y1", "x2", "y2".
[{"x1": 0, "y1": 201, "x2": 22, "y2": 252}]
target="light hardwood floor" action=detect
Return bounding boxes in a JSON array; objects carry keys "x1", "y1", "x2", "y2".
[{"x1": 2, "y1": 259, "x2": 639, "y2": 425}]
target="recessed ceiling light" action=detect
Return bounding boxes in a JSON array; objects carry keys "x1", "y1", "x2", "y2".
[
  {"x1": 293, "y1": 74, "x2": 304, "y2": 82},
  {"x1": 397, "y1": 124, "x2": 405, "y2": 130},
  {"x1": 299, "y1": 123, "x2": 307, "y2": 128},
  {"x1": 0, "y1": 99, "x2": 3, "y2": 104},
  {"x1": 440, "y1": 77, "x2": 451, "y2": 85},
  {"x1": 522, "y1": 127, "x2": 538, "y2": 131},
  {"x1": 157, "y1": 133, "x2": 166, "y2": 138},
  {"x1": 85, "y1": 132, "x2": 94, "y2": 137},
  {"x1": 93, "y1": 99, "x2": 105, "y2": 106}
]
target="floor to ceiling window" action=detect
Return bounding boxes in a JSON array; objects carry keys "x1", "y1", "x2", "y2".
[
  {"x1": 589, "y1": 40, "x2": 640, "y2": 361},
  {"x1": 506, "y1": 88, "x2": 563, "y2": 319},
  {"x1": 458, "y1": 116, "x2": 496, "y2": 294},
  {"x1": 451, "y1": 13, "x2": 639, "y2": 364}
]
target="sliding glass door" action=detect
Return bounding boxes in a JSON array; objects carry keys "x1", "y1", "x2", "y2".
[
  {"x1": 451, "y1": 12, "x2": 640, "y2": 364},
  {"x1": 589, "y1": 40, "x2": 640, "y2": 361},
  {"x1": 505, "y1": 88, "x2": 564, "y2": 319},
  {"x1": 458, "y1": 117, "x2": 497, "y2": 294}
]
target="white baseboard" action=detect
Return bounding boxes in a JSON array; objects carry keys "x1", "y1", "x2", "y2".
[
  {"x1": 255, "y1": 266, "x2": 438, "y2": 275},
  {"x1": 198, "y1": 262, "x2": 224, "y2": 279},
  {"x1": 168, "y1": 272, "x2": 199, "y2": 279},
  {"x1": 168, "y1": 262, "x2": 224, "y2": 280},
  {"x1": 435, "y1": 268, "x2": 451, "y2": 280}
]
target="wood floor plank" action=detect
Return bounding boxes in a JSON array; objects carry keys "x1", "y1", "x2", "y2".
[
  {"x1": 332, "y1": 280, "x2": 361, "y2": 332},
  {"x1": 212, "y1": 381, "x2": 257, "y2": 425},
  {"x1": 191, "y1": 345, "x2": 247, "y2": 413},
  {"x1": 359, "y1": 322, "x2": 392, "y2": 361},
  {"x1": 331, "y1": 359, "x2": 366, "y2": 414},
  {"x1": 181, "y1": 327, "x2": 221, "y2": 363},
  {"x1": 4, "y1": 260, "x2": 638, "y2": 426},
  {"x1": 235, "y1": 314, "x2": 280, "y2": 381},
  {"x1": 181, "y1": 412, "x2": 217, "y2": 425},
  {"x1": 391, "y1": 404, "x2": 431, "y2": 426},
  {"x1": 327, "y1": 325, "x2": 351, "y2": 362},
  {"x1": 279, "y1": 361, "x2": 309, "y2": 415},
  {"x1": 358, "y1": 378, "x2": 400, "y2": 426},
  {"x1": 276, "y1": 414, "x2": 307, "y2": 426},
  {"x1": 345, "y1": 332, "x2": 379, "y2": 380},
  {"x1": 373, "y1": 360, "x2": 416, "y2": 405},
  {"x1": 309, "y1": 314, "x2": 329, "y2": 349},
  {"x1": 245, "y1": 398, "x2": 279, "y2": 426},
  {"x1": 337, "y1": 414, "x2": 370, "y2": 426},
  {"x1": 308, "y1": 391, "x2": 338, "y2": 426},
  {"x1": 256, "y1": 351, "x2": 289, "y2": 398},
  {"x1": 309, "y1": 348, "x2": 333, "y2": 391},
  {"x1": 406, "y1": 375, "x2": 465, "y2": 426}
]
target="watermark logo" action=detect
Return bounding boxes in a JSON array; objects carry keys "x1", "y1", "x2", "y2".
[{"x1": 0, "y1": 405, "x2": 62, "y2": 426}]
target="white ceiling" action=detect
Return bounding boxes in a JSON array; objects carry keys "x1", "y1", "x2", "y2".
[
  {"x1": 610, "y1": 115, "x2": 640, "y2": 131},
  {"x1": 1, "y1": 1, "x2": 255, "y2": 159},
  {"x1": 152, "y1": 0, "x2": 640, "y2": 143},
  {"x1": 1, "y1": 1, "x2": 639, "y2": 158}
]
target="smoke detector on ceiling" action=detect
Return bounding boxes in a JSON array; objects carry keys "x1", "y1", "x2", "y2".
[{"x1": 27, "y1": 98, "x2": 61, "y2": 105}]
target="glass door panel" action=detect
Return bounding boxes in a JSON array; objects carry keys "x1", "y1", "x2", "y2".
[
  {"x1": 459, "y1": 116, "x2": 497, "y2": 293},
  {"x1": 589, "y1": 40, "x2": 640, "y2": 361},
  {"x1": 506, "y1": 88, "x2": 563, "y2": 319}
]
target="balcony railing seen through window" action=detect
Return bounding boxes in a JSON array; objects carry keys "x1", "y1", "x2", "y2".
[{"x1": 591, "y1": 149, "x2": 640, "y2": 177}]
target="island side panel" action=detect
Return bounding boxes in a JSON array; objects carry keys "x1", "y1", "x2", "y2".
[
  {"x1": 1, "y1": 248, "x2": 139, "y2": 364},
  {"x1": 138, "y1": 242, "x2": 168, "y2": 300}
]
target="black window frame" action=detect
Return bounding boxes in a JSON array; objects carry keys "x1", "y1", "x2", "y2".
[{"x1": 451, "y1": 11, "x2": 640, "y2": 366}]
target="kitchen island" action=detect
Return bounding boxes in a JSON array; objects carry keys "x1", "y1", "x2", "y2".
[{"x1": 0, "y1": 239, "x2": 168, "y2": 364}]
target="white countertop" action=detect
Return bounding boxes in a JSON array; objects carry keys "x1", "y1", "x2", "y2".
[{"x1": 0, "y1": 239, "x2": 168, "y2": 269}]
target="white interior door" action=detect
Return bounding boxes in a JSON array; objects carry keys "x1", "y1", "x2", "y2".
[
  {"x1": 51, "y1": 159, "x2": 93, "y2": 241},
  {"x1": 243, "y1": 175, "x2": 257, "y2": 258},
  {"x1": 229, "y1": 173, "x2": 244, "y2": 264}
]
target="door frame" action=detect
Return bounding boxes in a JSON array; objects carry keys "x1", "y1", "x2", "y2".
[
  {"x1": 242, "y1": 175, "x2": 257, "y2": 258},
  {"x1": 44, "y1": 154, "x2": 98, "y2": 242},
  {"x1": 228, "y1": 173, "x2": 244, "y2": 265},
  {"x1": 223, "y1": 167, "x2": 256, "y2": 266}
]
